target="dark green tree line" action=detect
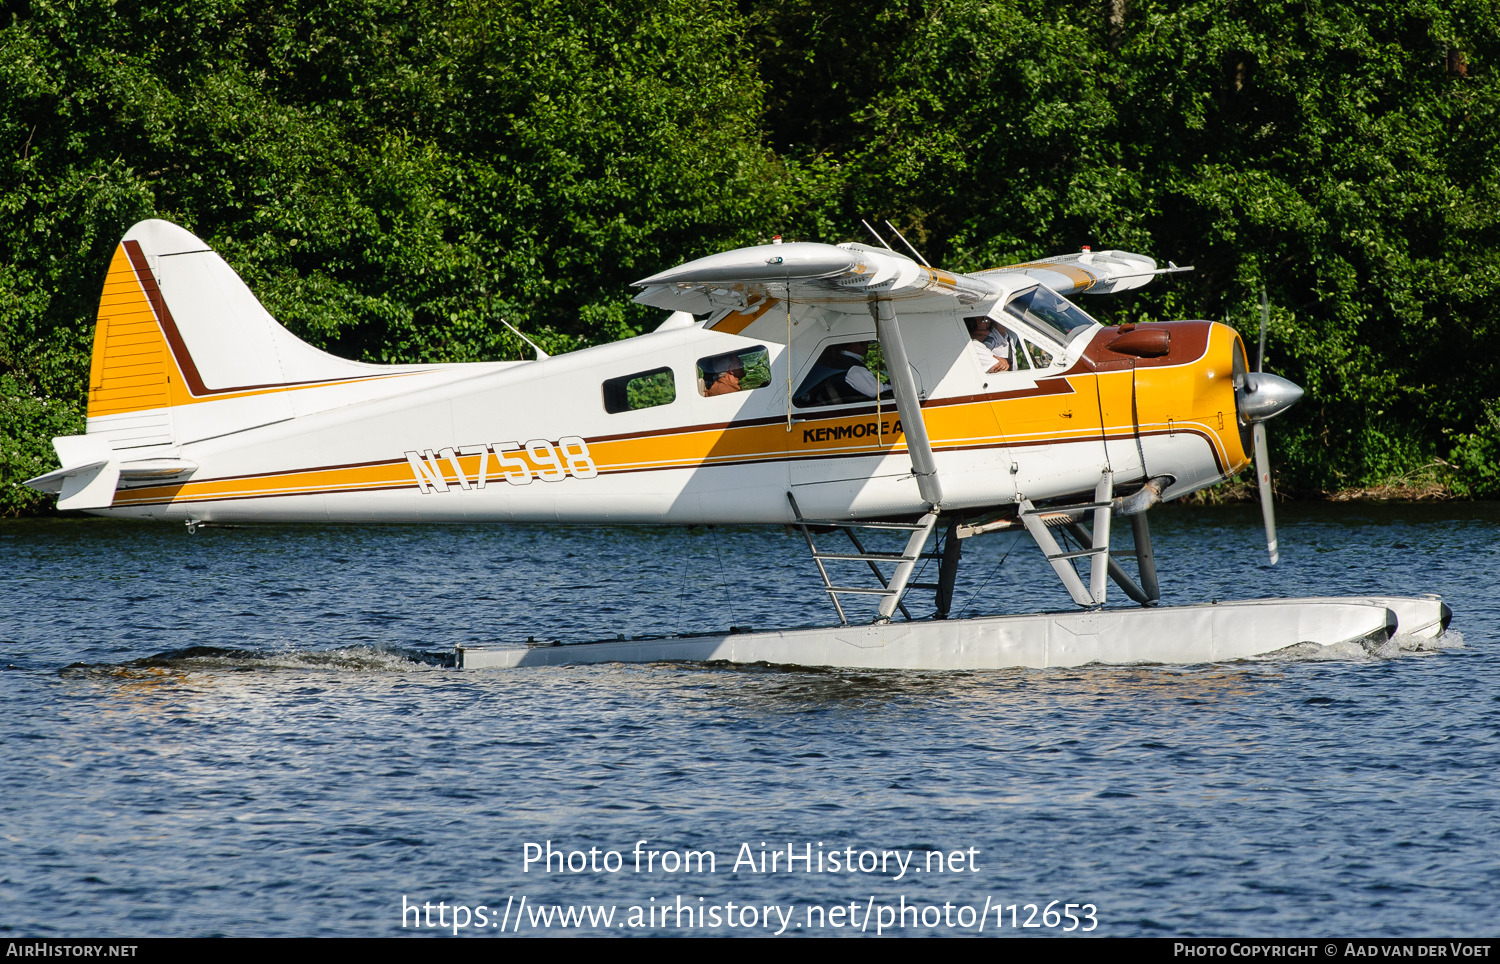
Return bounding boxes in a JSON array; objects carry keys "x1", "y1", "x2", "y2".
[
  {"x1": 745, "y1": 0, "x2": 1500, "y2": 495},
  {"x1": 2, "y1": 0, "x2": 1497, "y2": 514}
]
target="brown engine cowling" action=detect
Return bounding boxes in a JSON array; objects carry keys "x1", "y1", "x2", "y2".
[
  {"x1": 1105, "y1": 327, "x2": 1171, "y2": 357},
  {"x1": 1067, "y1": 321, "x2": 1254, "y2": 476},
  {"x1": 1074, "y1": 320, "x2": 1213, "y2": 370}
]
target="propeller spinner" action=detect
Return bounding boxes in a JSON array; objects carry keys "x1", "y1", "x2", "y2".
[{"x1": 1236, "y1": 288, "x2": 1305, "y2": 564}]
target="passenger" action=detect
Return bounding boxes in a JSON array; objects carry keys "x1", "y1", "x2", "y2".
[
  {"x1": 826, "y1": 341, "x2": 881, "y2": 399},
  {"x1": 703, "y1": 355, "x2": 747, "y2": 397}
]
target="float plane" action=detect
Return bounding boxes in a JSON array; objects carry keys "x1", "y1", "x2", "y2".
[{"x1": 26, "y1": 220, "x2": 1451, "y2": 669}]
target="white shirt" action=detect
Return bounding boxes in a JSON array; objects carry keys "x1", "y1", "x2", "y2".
[
  {"x1": 986, "y1": 329, "x2": 1020, "y2": 368},
  {"x1": 844, "y1": 364, "x2": 880, "y2": 397},
  {"x1": 969, "y1": 339, "x2": 1001, "y2": 369}
]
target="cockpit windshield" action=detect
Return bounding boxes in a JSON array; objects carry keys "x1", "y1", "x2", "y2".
[{"x1": 1002, "y1": 286, "x2": 1099, "y2": 344}]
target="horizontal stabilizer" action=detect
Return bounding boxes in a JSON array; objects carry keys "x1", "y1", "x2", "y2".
[
  {"x1": 25, "y1": 435, "x2": 121, "y2": 510},
  {"x1": 23, "y1": 461, "x2": 107, "y2": 495},
  {"x1": 118, "y1": 458, "x2": 199, "y2": 479}
]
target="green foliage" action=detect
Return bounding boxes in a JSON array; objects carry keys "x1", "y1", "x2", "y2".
[
  {"x1": 740, "y1": 348, "x2": 774, "y2": 391},
  {"x1": 1446, "y1": 398, "x2": 1500, "y2": 497},
  {"x1": 749, "y1": 0, "x2": 1500, "y2": 496},
  {"x1": 863, "y1": 342, "x2": 890, "y2": 383},
  {"x1": 2, "y1": 0, "x2": 1499, "y2": 513},
  {"x1": 0, "y1": 0, "x2": 815, "y2": 512},
  {"x1": 625, "y1": 369, "x2": 677, "y2": 411},
  {"x1": 0, "y1": 374, "x2": 83, "y2": 517}
]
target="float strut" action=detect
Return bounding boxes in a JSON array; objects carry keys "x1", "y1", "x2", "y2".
[
  {"x1": 875, "y1": 512, "x2": 939, "y2": 622},
  {"x1": 788, "y1": 491, "x2": 925, "y2": 625},
  {"x1": 934, "y1": 518, "x2": 962, "y2": 620},
  {"x1": 1019, "y1": 499, "x2": 1097, "y2": 607},
  {"x1": 1131, "y1": 512, "x2": 1160, "y2": 603},
  {"x1": 844, "y1": 527, "x2": 913, "y2": 622},
  {"x1": 1089, "y1": 471, "x2": 1113, "y2": 605},
  {"x1": 1063, "y1": 520, "x2": 1150, "y2": 606}
]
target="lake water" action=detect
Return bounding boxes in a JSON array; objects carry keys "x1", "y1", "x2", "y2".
[{"x1": 1, "y1": 502, "x2": 1497, "y2": 937}]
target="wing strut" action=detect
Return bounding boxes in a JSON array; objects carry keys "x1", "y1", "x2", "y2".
[{"x1": 870, "y1": 299, "x2": 943, "y2": 508}]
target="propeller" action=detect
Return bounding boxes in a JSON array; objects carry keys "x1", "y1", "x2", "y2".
[{"x1": 1237, "y1": 287, "x2": 1304, "y2": 565}]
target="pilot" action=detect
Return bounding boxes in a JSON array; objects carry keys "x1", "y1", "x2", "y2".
[
  {"x1": 794, "y1": 341, "x2": 886, "y2": 407},
  {"x1": 964, "y1": 317, "x2": 1017, "y2": 373},
  {"x1": 703, "y1": 355, "x2": 747, "y2": 397}
]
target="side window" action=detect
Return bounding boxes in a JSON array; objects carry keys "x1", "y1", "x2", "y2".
[
  {"x1": 793, "y1": 340, "x2": 893, "y2": 408},
  {"x1": 963, "y1": 317, "x2": 1031, "y2": 373},
  {"x1": 603, "y1": 367, "x2": 676, "y2": 414},
  {"x1": 698, "y1": 346, "x2": 771, "y2": 397},
  {"x1": 1024, "y1": 340, "x2": 1054, "y2": 369},
  {"x1": 999, "y1": 327, "x2": 1032, "y2": 371}
]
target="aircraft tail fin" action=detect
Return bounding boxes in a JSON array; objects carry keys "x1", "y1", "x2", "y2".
[
  {"x1": 27, "y1": 220, "x2": 410, "y2": 507},
  {"x1": 87, "y1": 220, "x2": 383, "y2": 427},
  {"x1": 78, "y1": 219, "x2": 411, "y2": 456}
]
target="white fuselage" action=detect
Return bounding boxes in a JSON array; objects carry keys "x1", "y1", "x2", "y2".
[{"x1": 95, "y1": 300, "x2": 1233, "y2": 526}]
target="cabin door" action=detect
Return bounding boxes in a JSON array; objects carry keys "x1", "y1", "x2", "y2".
[{"x1": 785, "y1": 335, "x2": 912, "y2": 517}]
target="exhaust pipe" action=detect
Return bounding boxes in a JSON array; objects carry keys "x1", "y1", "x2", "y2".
[{"x1": 1112, "y1": 476, "x2": 1173, "y2": 516}]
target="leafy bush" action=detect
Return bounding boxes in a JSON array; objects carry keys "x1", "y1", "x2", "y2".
[
  {"x1": 3, "y1": 0, "x2": 1498, "y2": 514},
  {"x1": 0, "y1": 374, "x2": 83, "y2": 517},
  {"x1": 1447, "y1": 399, "x2": 1500, "y2": 498}
]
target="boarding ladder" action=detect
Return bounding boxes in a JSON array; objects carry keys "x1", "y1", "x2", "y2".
[{"x1": 787, "y1": 492, "x2": 941, "y2": 625}]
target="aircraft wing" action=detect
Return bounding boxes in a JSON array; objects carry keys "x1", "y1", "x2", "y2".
[
  {"x1": 970, "y1": 249, "x2": 1179, "y2": 296},
  {"x1": 632, "y1": 242, "x2": 1184, "y2": 326},
  {"x1": 631, "y1": 242, "x2": 993, "y2": 317}
]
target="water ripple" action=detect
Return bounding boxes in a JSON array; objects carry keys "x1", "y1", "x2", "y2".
[{"x1": 0, "y1": 503, "x2": 1496, "y2": 936}]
